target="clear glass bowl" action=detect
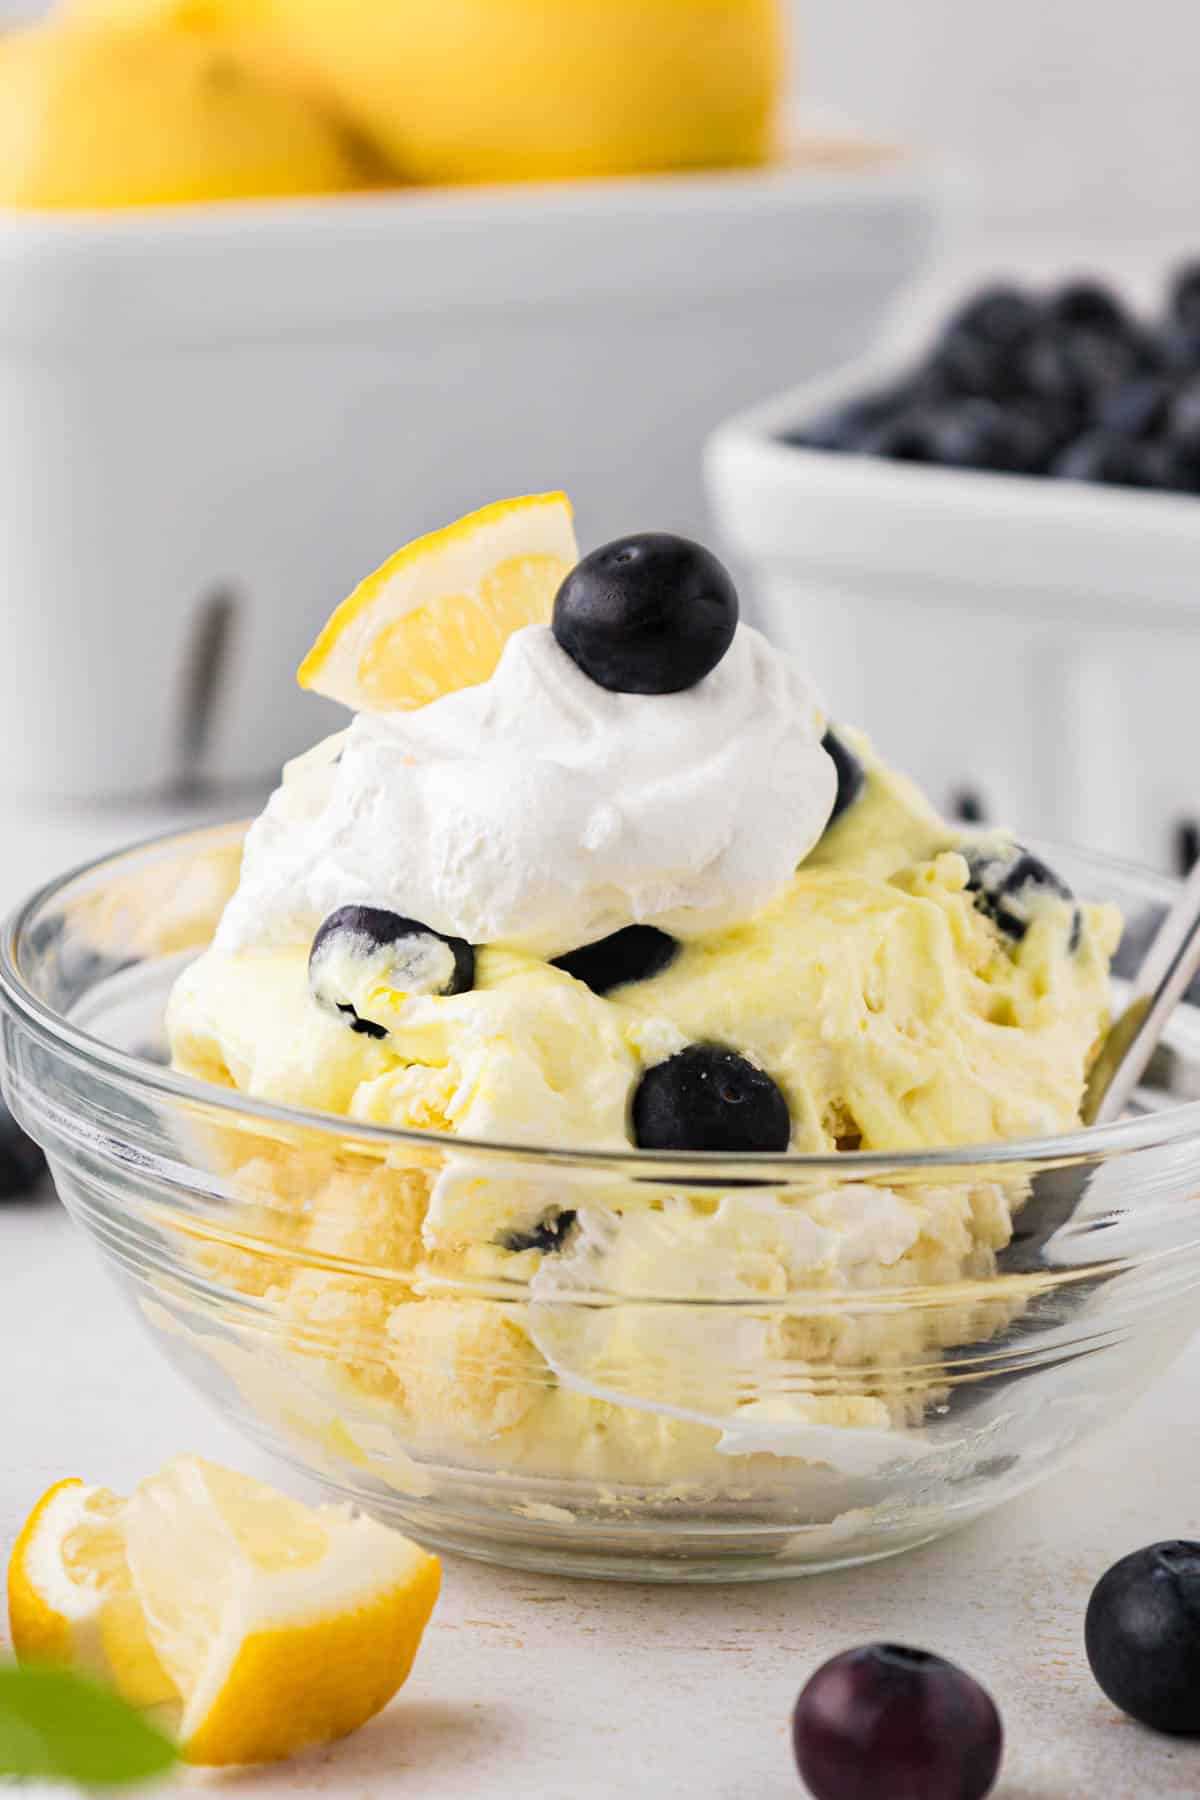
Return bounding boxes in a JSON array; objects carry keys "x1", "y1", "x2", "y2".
[{"x1": 4, "y1": 824, "x2": 1200, "y2": 1583}]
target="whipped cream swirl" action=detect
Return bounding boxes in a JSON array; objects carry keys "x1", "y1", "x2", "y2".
[{"x1": 216, "y1": 624, "x2": 836, "y2": 960}]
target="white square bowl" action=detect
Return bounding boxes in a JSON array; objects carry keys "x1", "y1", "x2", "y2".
[
  {"x1": 0, "y1": 154, "x2": 957, "y2": 800},
  {"x1": 706, "y1": 355, "x2": 1200, "y2": 873}
]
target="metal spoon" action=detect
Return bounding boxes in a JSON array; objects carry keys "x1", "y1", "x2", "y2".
[{"x1": 1000, "y1": 851, "x2": 1200, "y2": 1274}]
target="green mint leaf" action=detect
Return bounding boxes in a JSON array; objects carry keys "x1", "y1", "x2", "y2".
[{"x1": 0, "y1": 1664, "x2": 178, "y2": 1789}]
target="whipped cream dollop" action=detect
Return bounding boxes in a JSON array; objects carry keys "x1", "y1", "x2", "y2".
[{"x1": 216, "y1": 623, "x2": 835, "y2": 960}]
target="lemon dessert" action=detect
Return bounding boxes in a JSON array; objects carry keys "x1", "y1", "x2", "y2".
[{"x1": 167, "y1": 493, "x2": 1120, "y2": 1491}]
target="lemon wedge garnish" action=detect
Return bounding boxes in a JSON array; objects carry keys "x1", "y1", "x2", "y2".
[
  {"x1": 7, "y1": 1457, "x2": 440, "y2": 1767},
  {"x1": 298, "y1": 491, "x2": 579, "y2": 712}
]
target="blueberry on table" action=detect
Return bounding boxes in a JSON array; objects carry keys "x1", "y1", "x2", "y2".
[
  {"x1": 1085, "y1": 1541, "x2": 1200, "y2": 1733},
  {"x1": 631, "y1": 1044, "x2": 789, "y2": 1152},
  {"x1": 0, "y1": 1093, "x2": 46, "y2": 1202},
  {"x1": 552, "y1": 534, "x2": 738, "y2": 695},
  {"x1": 551, "y1": 925, "x2": 678, "y2": 996},
  {"x1": 309, "y1": 905, "x2": 474, "y2": 1037},
  {"x1": 821, "y1": 727, "x2": 866, "y2": 827},
  {"x1": 792, "y1": 1643, "x2": 1003, "y2": 1800},
  {"x1": 964, "y1": 844, "x2": 1078, "y2": 945}
]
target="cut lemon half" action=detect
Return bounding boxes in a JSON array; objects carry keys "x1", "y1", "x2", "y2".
[
  {"x1": 7, "y1": 1457, "x2": 441, "y2": 1767},
  {"x1": 298, "y1": 491, "x2": 578, "y2": 711}
]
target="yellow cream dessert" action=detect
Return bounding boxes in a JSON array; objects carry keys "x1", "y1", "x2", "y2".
[{"x1": 166, "y1": 495, "x2": 1120, "y2": 1488}]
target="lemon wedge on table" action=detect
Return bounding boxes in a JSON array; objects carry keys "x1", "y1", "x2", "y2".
[
  {"x1": 7, "y1": 1457, "x2": 440, "y2": 1766},
  {"x1": 298, "y1": 491, "x2": 579, "y2": 711}
]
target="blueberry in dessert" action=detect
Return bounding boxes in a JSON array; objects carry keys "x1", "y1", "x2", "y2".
[
  {"x1": 309, "y1": 904, "x2": 473, "y2": 1037},
  {"x1": 551, "y1": 925, "x2": 678, "y2": 996},
  {"x1": 964, "y1": 844, "x2": 1081, "y2": 947},
  {"x1": 631, "y1": 1044, "x2": 790, "y2": 1153}
]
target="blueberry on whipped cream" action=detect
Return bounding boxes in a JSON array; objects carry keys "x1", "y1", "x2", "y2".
[
  {"x1": 632, "y1": 1044, "x2": 791, "y2": 1153},
  {"x1": 552, "y1": 532, "x2": 738, "y2": 695},
  {"x1": 309, "y1": 905, "x2": 474, "y2": 1037}
]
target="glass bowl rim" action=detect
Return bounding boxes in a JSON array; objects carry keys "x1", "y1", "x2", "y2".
[{"x1": 3, "y1": 818, "x2": 1199, "y2": 1177}]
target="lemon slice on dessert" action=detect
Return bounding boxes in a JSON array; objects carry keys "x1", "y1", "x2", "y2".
[
  {"x1": 7, "y1": 1457, "x2": 441, "y2": 1767},
  {"x1": 298, "y1": 491, "x2": 578, "y2": 711}
]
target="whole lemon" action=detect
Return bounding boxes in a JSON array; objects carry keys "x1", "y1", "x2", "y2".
[
  {"x1": 0, "y1": 20, "x2": 373, "y2": 208},
  {"x1": 264, "y1": 0, "x2": 789, "y2": 184}
]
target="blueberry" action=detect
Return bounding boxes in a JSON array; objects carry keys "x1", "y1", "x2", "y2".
[
  {"x1": 1051, "y1": 429, "x2": 1184, "y2": 490},
  {"x1": 863, "y1": 399, "x2": 1048, "y2": 473},
  {"x1": 944, "y1": 283, "x2": 1039, "y2": 348},
  {"x1": 964, "y1": 844, "x2": 1078, "y2": 945},
  {"x1": 499, "y1": 1210, "x2": 577, "y2": 1255},
  {"x1": 782, "y1": 381, "x2": 921, "y2": 453},
  {"x1": 1168, "y1": 373, "x2": 1200, "y2": 461},
  {"x1": 1019, "y1": 327, "x2": 1136, "y2": 418},
  {"x1": 1096, "y1": 375, "x2": 1175, "y2": 440},
  {"x1": 1157, "y1": 315, "x2": 1200, "y2": 375},
  {"x1": 631, "y1": 1044, "x2": 790, "y2": 1152},
  {"x1": 925, "y1": 285, "x2": 1039, "y2": 400},
  {"x1": 1044, "y1": 278, "x2": 1131, "y2": 337},
  {"x1": 1169, "y1": 261, "x2": 1200, "y2": 335},
  {"x1": 309, "y1": 905, "x2": 473, "y2": 1037},
  {"x1": 552, "y1": 534, "x2": 738, "y2": 695},
  {"x1": 1085, "y1": 1541, "x2": 1200, "y2": 1734},
  {"x1": 551, "y1": 925, "x2": 678, "y2": 996},
  {"x1": 792, "y1": 1643, "x2": 1003, "y2": 1800},
  {"x1": 0, "y1": 1094, "x2": 46, "y2": 1202},
  {"x1": 821, "y1": 726, "x2": 866, "y2": 826}
]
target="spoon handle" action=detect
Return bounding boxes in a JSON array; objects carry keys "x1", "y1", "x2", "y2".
[{"x1": 1085, "y1": 854, "x2": 1200, "y2": 1127}]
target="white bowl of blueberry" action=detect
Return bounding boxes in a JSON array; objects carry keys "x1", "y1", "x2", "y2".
[{"x1": 707, "y1": 264, "x2": 1200, "y2": 878}]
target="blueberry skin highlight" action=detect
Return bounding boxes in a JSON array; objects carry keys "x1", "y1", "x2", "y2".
[
  {"x1": 632, "y1": 1044, "x2": 790, "y2": 1153},
  {"x1": 792, "y1": 1644, "x2": 1003, "y2": 1800},
  {"x1": 552, "y1": 533, "x2": 738, "y2": 695},
  {"x1": 1086, "y1": 1541, "x2": 1200, "y2": 1734},
  {"x1": 551, "y1": 925, "x2": 678, "y2": 996}
]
